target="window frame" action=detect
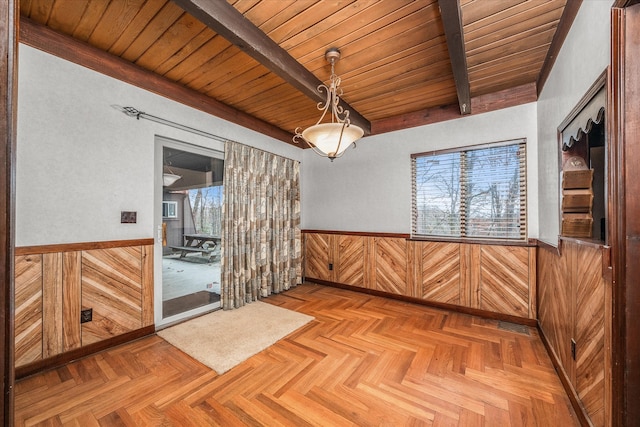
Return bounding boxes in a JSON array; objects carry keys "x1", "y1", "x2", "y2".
[
  {"x1": 162, "y1": 200, "x2": 178, "y2": 219},
  {"x1": 411, "y1": 138, "x2": 527, "y2": 242}
]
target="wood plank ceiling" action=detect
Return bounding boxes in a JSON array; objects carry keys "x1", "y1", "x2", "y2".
[{"x1": 19, "y1": 0, "x2": 569, "y2": 146}]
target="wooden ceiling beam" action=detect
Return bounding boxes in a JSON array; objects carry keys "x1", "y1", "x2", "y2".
[
  {"x1": 172, "y1": 0, "x2": 371, "y2": 135},
  {"x1": 438, "y1": 0, "x2": 471, "y2": 115}
]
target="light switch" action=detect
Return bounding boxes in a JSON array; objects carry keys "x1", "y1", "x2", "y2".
[{"x1": 121, "y1": 211, "x2": 137, "y2": 223}]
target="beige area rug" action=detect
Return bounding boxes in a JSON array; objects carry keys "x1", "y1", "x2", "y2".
[{"x1": 157, "y1": 301, "x2": 314, "y2": 374}]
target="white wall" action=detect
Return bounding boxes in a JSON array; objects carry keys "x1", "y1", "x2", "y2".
[
  {"x1": 301, "y1": 103, "x2": 539, "y2": 237},
  {"x1": 16, "y1": 45, "x2": 302, "y2": 247},
  {"x1": 19, "y1": 0, "x2": 613, "y2": 247},
  {"x1": 536, "y1": 1, "x2": 612, "y2": 245}
]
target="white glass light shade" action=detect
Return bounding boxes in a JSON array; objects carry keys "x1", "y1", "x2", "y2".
[
  {"x1": 163, "y1": 173, "x2": 181, "y2": 186},
  {"x1": 302, "y1": 123, "x2": 364, "y2": 158}
]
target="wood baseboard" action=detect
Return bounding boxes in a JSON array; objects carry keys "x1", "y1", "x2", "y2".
[
  {"x1": 305, "y1": 278, "x2": 537, "y2": 327},
  {"x1": 537, "y1": 323, "x2": 591, "y2": 427},
  {"x1": 15, "y1": 325, "x2": 155, "y2": 380}
]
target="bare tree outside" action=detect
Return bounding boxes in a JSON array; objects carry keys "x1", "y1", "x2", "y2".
[
  {"x1": 413, "y1": 142, "x2": 525, "y2": 240},
  {"x1": 465, "y1": 145, "x2": 522, "y2": 238},
  {"x1": 414, "y1": 152, "x2": 461, "y2": 236},
  {"x1": 189, "y1": 185, "x2": 223, "y2": 237}
]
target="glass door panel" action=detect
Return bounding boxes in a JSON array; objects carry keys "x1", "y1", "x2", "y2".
[{"x1": 160, "y1": 143, "x2": 223, "y2": 321}]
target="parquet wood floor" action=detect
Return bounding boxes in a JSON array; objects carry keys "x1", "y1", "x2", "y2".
[{"x1": 15, "y1": 283, "x2": 579, "y2": 426}]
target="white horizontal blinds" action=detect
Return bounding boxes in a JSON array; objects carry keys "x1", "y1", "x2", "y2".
[
  {"x1": 464, "y1": 143, "x2": 526, "y2": 239},
  {"x1": 412, "y1": 152, "x2": 461, "y2": 237},
  {"x1": 412, "y1": 139, "x2": 527, "y2": 240}
]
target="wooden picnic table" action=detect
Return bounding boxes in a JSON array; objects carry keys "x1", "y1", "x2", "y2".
[
  {"x1": 183, "y1": 233, "x2": 221, "y2": 249},
  {"x1": 170, "y1": 233, "x2": 221, "y2": 260}
]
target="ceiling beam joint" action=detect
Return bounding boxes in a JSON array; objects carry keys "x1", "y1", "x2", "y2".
[{"x1": 439, "y1": 0, "x2": 471, "y2": 115}]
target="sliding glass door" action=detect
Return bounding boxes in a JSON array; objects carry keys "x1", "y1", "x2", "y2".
[{"x1": 156, "y1": 138, "x2": 224, "y2": 325}]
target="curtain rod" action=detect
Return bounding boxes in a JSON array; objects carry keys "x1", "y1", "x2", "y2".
[
  {"x1": 112, "y1": 105, "x2": 228, "y2": 143},
  {"x1": 112, "y1": 105, "x2": 300, "y2": 163}
]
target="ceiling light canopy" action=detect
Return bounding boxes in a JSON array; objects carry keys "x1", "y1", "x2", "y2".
[{"x1": 294, "y1": 48, "x2": 363, "y2": 161}]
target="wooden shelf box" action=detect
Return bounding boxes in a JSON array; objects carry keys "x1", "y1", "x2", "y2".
[
  {"x1": 562, "y1": 213, "x2": 593, "y2": 238},
  {"x1": 562, "y1": 188, "x2": 594, "y2": 212},
  {"x1": 562, "y1": 169, "x2": 594, "y2": 189}
]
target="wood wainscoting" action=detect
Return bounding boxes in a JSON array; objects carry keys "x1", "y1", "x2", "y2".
[
  {"x1": 303, "y1": 231, "x2": 537, "y2": 323},
  {"x1": 14, "y1": 239, "x2": 154, "y2": 377},
  {"x1": 537, "y1": 238, "x2": 611, "y2": 427}
]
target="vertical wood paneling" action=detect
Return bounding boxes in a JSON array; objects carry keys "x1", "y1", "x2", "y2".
[
  {"x1": 468, "y1": 244, "x2": 482, "y2": 309},
  {"x1": 407, "y1": 241, "x2": 419, "y2": 298},
  {"x1": 15, "y1": 255, "x2": 43, "y2": 366},
  {"x1": 42, "y1": 252, "x2": 63, "y2": 358},
  {"x1": 479, "y1": 245, "x2": 529, "y2": 317},
  {"x1": 619, "y1": 6, "x2": 640, "y2": 425},
  {"x1": 459, "y1": 244, "x2": 471, "y2": 307},
  {"x1": 418, "y1": 241, "x2": 460, "y2": 304},
  {"x1": 81, "y1": 247, "x2": 143, "y2": 345},
  {"x1": 304, "y1": 233, "x2": 332, "y2": 282},
  {"x1": 573, "y1": 243, "x2": 606, "y2": 427},
  {"x1": 62, "y1": 251, "x2": 82, "y2": 351},
  {"x1": 141, "y1": 245, "x2": 154, "y2": 327},
  {"x1": 365, "y1": 236, "x2": 376, "y2": 290},
  {"x1": 372, "y1": 237, "x2": 407, "y2": 295},
  {"x1": 336, "y1": 235, "x2": 365, "y2": 288},
  {"x1": 603, "y1": 246, "x2": 612, "y2": 427},
  {"x1": 528, "y1": 247, "x2": 537, "y2": 319}
]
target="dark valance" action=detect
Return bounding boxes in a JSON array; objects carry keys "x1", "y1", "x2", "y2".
[{"x1": 561, "y1": 87, "x2": 606, "y2": 150}]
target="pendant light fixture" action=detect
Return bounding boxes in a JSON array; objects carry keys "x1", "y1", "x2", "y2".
[
  {"x1": 163, "y1": 171, "x2": 181, "y2": 187},
  {"x1": 293, "y1": 48, "x2": 363, "y2": 161},
  {"x1": 163, "y1": 159, "x2": 181, "y2": 187}
]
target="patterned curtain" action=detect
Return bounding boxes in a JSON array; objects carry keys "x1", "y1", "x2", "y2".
[{"x1": 220, "y1": 141, "x2": 302, "y2": 309}]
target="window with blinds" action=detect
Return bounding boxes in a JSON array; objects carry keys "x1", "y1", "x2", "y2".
[{"x1": 411, "y1": 139, "x2": 527, "y2": 240}]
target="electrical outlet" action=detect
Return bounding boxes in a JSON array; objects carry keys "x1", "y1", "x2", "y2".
[
  {"x1": 81, "y1": 308, "x2": 93, "y2": 323},
  {"x1": 571, "y1": 338, "x2": 576, "y2": 360}
]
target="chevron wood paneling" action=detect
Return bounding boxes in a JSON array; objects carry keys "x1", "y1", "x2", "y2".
[
  {"x1": 538, "y1": 246, "x2": 573, "y2": 371},
  {"x1": 572, "y1": 242, "x2": 606, "y2": 427},
  {"x1": 305, "y1": 233, "x2": 333, "y2": 282},
  {"x1": 336, "y1": 235, "x2": 366, "y2": 288},
  {"x1": 373, "y1": 237, "x2": 408, "y2": 295},
  {"x1": 15, "y1": 255, "x2": 43, "y2": 366},
  {"x1": 15, "y1": 240, "x2": 155, "y2": 374},
  {"x1": 537, "y1": 240, "x2": 609, "y2": 427},
  {"x1": 15, "y1": 284, "x2": 579, "y2": 426},
  {"x1": 416, "y1": 241, "x2": 461, "y2": 304},
  {"x1": 478, "y1": 245, "x2": 530, "y2": 317},
  {"x1": 81, "y1": 247, "x2": 143, "y2": 345},
  {"x1": 303, "y1": 232, "x2": 536, "y2": 319}
]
